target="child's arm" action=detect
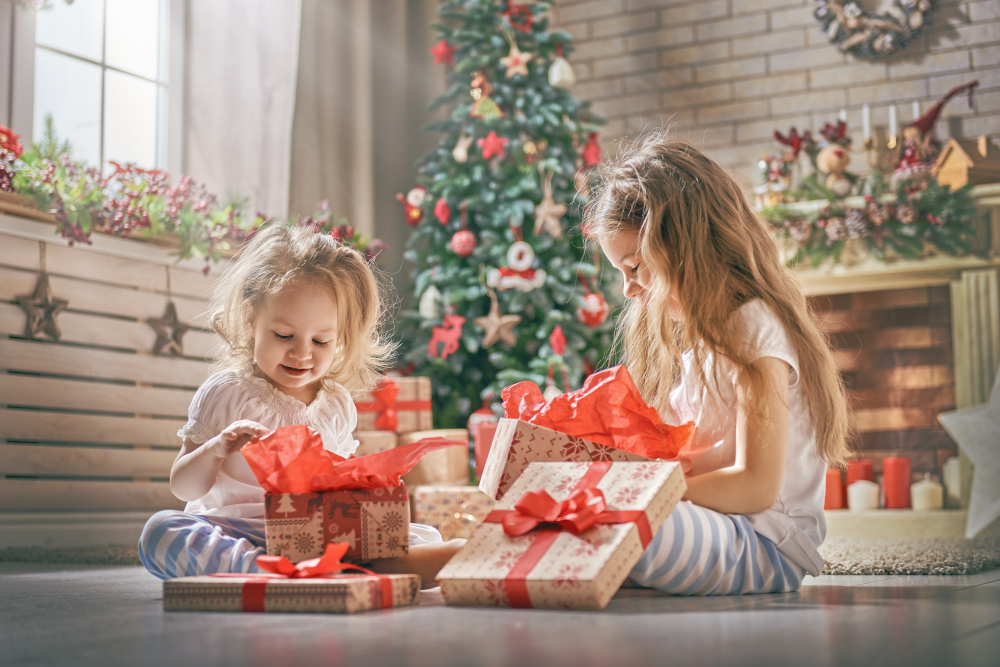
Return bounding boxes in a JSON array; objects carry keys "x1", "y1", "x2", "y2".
[
  {"x1": 681, "y1": 357, "x2": 790, "y2": 515},
  {"x1": 169, "y1": 420, "x2": 270, "y2": 502}
]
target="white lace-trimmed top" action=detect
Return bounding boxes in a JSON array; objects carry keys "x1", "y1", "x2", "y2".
[{"x1": 177, "y1": 369, "x2": 359, "y2": 518}]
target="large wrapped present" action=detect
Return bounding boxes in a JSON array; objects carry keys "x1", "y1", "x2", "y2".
[
  {"x1": 411, "y1": 485, "x2": 497, "y2": 540},
  {"x1": 353, "y1": 430, "x2": 397, "y2": 457},
  {"x1": 438, "y1": 460, "x2": 686, "y2": 610},
  {"x1": 242, "y1": 425, "x2": 463, "y2": 563},
  {"x1": 164, "y1": 543, "x2": 420, "y2": 613},
  {"x1": 479, "y1": 366, "x2": 695, "y2": 500},
  {"x1": 400, "y1": 429, "x2": 469, "y2": 486},
  {"x1": 355, "y1": 377, "x2": 433, "y2": 433}
]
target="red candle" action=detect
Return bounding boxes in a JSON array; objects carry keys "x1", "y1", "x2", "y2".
[
  {"x1": 824, "y1": 469, "x2": 844, "y2": 510},
  {"x1": 846, "y1": 459, "x2": 874, "y2": 485},
  {"x1": 883, "y1": 457, "x2": 911, "y2": 509},
  {"x1": 474, "y1": 422, "x2": 498, "y2": 481}
]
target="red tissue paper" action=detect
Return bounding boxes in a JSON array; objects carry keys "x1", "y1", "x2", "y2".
[
  {"x1": 501, "y1": 365, "x2": 695, "y2": 461},
  {"x1": 242, "y1": 424, "x2": 464, "y2": 494}
]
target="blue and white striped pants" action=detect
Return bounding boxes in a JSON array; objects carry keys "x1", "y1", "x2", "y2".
[
  {"x1": 138, "y1": 510, "x2": 443, "y2": 580},
  {"x1": 629, "y1": 501, "x2": 806, "y2": 595}
]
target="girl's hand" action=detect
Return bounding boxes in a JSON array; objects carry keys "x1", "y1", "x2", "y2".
[{"x1": 208, "y1": 420, "x2": 271, "y2": 459}]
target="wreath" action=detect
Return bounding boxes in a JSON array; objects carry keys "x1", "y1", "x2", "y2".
[{"x1": 814, "y1": 0, "x2": 937, "y2": 59}]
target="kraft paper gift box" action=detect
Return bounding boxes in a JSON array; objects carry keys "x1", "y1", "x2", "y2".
[
  {"x1": 400, "y1": 429, "x2": 469, "y2": 487},
  {"x1": 353, "y1": 430, "x2": 397, "y2": 458},
  {"x1": 355, "y1": 377, "x2": 433, "y2": 433},
  {"x1": 411, "y1": 485, "x2": 497, "y2": 540},
  {"x1": 242, "y1": 425, "x2": 465, "y2": 564},
  {"x1": 479, "y1": 366, "x2": 695, "y2": 500},
  {"x1": 164, "y1": 544, "x2": 420, "y2": 614},
  {"x1": 438, "y1": 460, "x2": 686, "y2": 610}
]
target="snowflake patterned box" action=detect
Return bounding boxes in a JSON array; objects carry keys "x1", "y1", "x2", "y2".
[
  {"x1": 438, "y1": 460, "x2": 685, "y2": 610},
  {"x1": 411, "y1": 485, "x2": 497, "y2": 540},
  {"x1": 355, "y1": 377, "x2": 433, "y2": 433},
  {"x1": 264, "y1": 486, "x2": 410, "y2": 563},
  {"x1": 353, "y1": 431, "x2": 397, "y2": 458},
  {"x1": 478, "y1": 419, "x2": 649, "y2": 501}
]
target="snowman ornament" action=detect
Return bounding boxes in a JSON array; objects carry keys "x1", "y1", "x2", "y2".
[{"x1": 487, "y1": 241, "x2": 546, "y2": 292}]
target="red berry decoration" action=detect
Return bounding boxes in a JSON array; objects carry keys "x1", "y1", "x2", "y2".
[
  {"x1": 434, "y1": 197, "x2": 450, "y2": 225},
  {"x1": 576, "y1": 292, "x2": 609, "y2": 327},
  {"x1": 451, "y1": 229, "x2": 477, "y2": 257}
]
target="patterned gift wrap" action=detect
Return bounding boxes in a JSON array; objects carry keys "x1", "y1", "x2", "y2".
[
  {"x1": 411, "y1": 485, "x2": 497, "y2": 540},
  {"x1": 264, "y1": 486, "x2": 410, "y2": 563},
  {"x1": 353, "y1": 431, "x2": 397, "y2": 457},
  {"x1": 400, "y1": 429, "x2": 469, "y2": 487},
  {"x1": 438, "y1": 460, "x2": 685, "y2": 610},
  {"x1": 479, "y1": 419, "x2": 648, "y2": 501},
  {"x1": 355, "y1": 376, "x2": 433, "y2": 433},
  {"x1": 163, "y1": 573, "x2": 420, "y2": 613}
]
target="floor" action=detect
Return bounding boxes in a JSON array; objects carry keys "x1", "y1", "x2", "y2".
[{"x1": 2, "y1": 564, "x2": 999, "y2": 667}]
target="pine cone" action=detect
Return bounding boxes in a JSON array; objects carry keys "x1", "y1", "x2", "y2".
[
  {"x1": 788, "y1": 218, "x2": 813, "y2": 244},
  {"x1": 896, "y1": 203, "x2": 918, "y2": 225},
  {"x1": 823, "y1": 217, "x2": 847, "y2": 242},
  {"x1": 845, "y1": 209, "x2": 869, "y2": 239},
  {"x1": 865, "y1": 199, "x2": 890, "y2": 226}
]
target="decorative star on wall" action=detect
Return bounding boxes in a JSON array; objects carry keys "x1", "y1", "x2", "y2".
[
  {"x1": 475, "y1": 289, "x2": 520, "y2": 348},
  {"x1": 939, "y1": 368, "x2": 1000, "y2": 538},
  {"x1": 148, "y1": 301, "x2": 190, "y2": 356},
  {"x1": 16, "y1": 273, "x2": 68, "y2": 340}
]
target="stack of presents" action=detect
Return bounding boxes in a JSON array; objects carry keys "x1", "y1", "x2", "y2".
[{"x1": 163, "y1": 368, "x2": 695, "y2": 613}]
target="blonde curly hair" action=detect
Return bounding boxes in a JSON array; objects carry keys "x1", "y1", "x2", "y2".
[{"x1": 208, "y1": 223, "x2": 397, "y2": 398}]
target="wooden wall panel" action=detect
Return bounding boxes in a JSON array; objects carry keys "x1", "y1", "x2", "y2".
[
  {"x1": 0, "y1": 479, "x2": 183, "y2": 511},
  {"x1": 0, "y1": 444, "x2": 176, "y2": 478},
  {"x1": 0, "y1": 410, "x2": 183, "y2": 446}
]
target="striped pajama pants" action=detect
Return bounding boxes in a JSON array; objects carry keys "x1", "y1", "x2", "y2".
[
  {"x1": 138, "y1": 510, "x2": 443, "y2": 581},
  {"x1": 629, "y1": 501, "x2": 806, "y2": 595}
]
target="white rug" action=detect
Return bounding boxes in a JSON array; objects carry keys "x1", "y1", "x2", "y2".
[{"x1": 820, "y1": 537, "x2": 1000, "y2": 575}]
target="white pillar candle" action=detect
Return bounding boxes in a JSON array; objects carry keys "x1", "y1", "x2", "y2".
[
  {"x1": 943, "y1": 456, "x2": 961, "y2": 509},
  {"x1": 848, "y1": 479, "x2": 880, "y2": 510},
  {"x1": 888, "y1": 104, "x2": 898, "y2": 138},
  {"x1": 862, "y1": 103, "x2": 871, "y2": 140},
  {"x1": 912, "y1": 100, "x2": 920, "y2": 118},
  {"x1": 839, "y1": 108, "x2": 847, "y2": 123},
  {"x1": 911, "y1": 473, "x2": 943, "y2": 511}
]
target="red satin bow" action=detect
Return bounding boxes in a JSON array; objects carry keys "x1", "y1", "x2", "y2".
[
  {"x1": 370, "y1": 379, "x2": 399, "y2": 432},
  {"x1": 499, "y1": 487, "x2": 608, "y2": 537}
]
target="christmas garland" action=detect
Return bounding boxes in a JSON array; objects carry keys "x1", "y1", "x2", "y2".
[
  {"x1": 762, "y1": 173, "x2": 977, "y2": 268},
  {"x1": 814, "y1": 0, "x2": 937, "y2": 59}
]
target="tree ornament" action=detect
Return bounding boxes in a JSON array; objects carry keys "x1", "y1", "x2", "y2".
[
  {"x1": 148, "y1": 301, "x2": 190, "y2": 356},
  {"x1": 583, "y1": 132, "x2": 601, "y2": 168},
  {"x1": 895, "y1": 81, "x2": 978, "y2": 182},
  {"x1": 470, "y1": 73, "x2": 505, "y2": 120},
  {"x1": 548, "y1": 46, "x2": 576, "y2": 89},
  {"x1": 543, "y1": 325, "x2": 570, "y2": 402},
  {"x1": 815, "y1": 121, "x2": 853, "y2": 198},
  {"x1": 418, "y1": 284, "x2": 442, "y2": 320},
  {"x1": 474, "y1": 288, "x2": 521, "y2": 348},
  {"x1": 499, "y1": 25, "x2": 532, "y2": 79},
  {"x1": 467, "y1": 396, "x2": 499, "y2": 433},
  {"x1": 533, "y1": 168, "x2": 566, "y2": 238},
  {"x1": 477, "y1": 131, "x2": 508, "y2": 160},
  {"x1": 395, "y1": 186, "x2": 427, "y2": 226},
  {"x1": 451, "y1": 230, "x2": 476, "y2": 257},
  {"x1": 16, "y1": 256, "x2": 68, "y2": 341},
  {"x1": 576, "y1": 273, "x2": 609, "y2": 327},
  {"x1": 434, "y1": 197, "x2": 450, "y2": 225},
  {"x1": 502, "y1": 2, "x2": 533, "y2": 32},
  {"x1": 428, "y1": 314, "x2": 465, "y2": 360},
  {"x1": 813, "y1": 0, "x2": 937, "y2": 60},
  {"x1": 453, "y1": 134, "x2": 474, "y2": 163},
  {"x1": 430, "y1": 39, "x2": 456, "y2": 65},
  {"x1": 487, "y1": 225, "x2": 546, "y2": 291}
]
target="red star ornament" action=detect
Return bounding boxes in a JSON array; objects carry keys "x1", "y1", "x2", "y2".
[
  {"x1": 430, "y1": 39, "x2": 456, "y2": 65},
  {"x1": 478, "y1": 131, "x2": 508, "y2": 160}
]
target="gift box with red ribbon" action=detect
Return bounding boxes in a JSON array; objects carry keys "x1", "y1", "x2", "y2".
[
  {"x1": 353, "y1": 430, "x2": 397, "y2": 458},
  {"x1": 479, "y1": 366, "x2": 696, "y2": 500},
  {"x1": 400, "y1": 429, "x2": 470, "y2": 487},
  {"x1": 355, "y1": 377, "x2": 433, "y2": 433},
  {"x1": 411, "y1": 485, "x2": 497, "y2": 541},
  {"x1": 438, "y1": 460, "x2": 685, "y2": 610},
  {"x1": 242, "y1": 425, "x2": 464, "y2": 563},
  {"x1": 163, "y1": 543, "x2": 420, "y2": 613}
]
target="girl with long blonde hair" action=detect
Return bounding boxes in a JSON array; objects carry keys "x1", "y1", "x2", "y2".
[{"x1": 590, "y1": 134, "x2": 851, "y2": 594}]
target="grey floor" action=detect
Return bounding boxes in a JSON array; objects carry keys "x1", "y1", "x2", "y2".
[{"x1": 2, "y1": 564, "x2": 999, "y2": 667}]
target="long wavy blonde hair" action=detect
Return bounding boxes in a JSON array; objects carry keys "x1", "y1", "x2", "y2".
[
  {"x1": 208, "y1": 223, "x2": 397, "y2": 398},
  {"x1": 586, "y1": 133, "x2": 852, "y2": 468}
]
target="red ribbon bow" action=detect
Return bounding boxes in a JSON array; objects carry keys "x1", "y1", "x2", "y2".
[
  {"x1": 498, "y1": 487, "x2": 608, "y2": 537},
  {"x1": 370, "y1": 379, "x2": 400, "y2": 431},
  {"x1": 211, "y1": 543, "x2": 395, "y2": 612}
]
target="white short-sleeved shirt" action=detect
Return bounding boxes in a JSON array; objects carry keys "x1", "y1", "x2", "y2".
[
  {"x1": 665, "y1": 300, "x2": 827, "y2": 576},
  {"x1": 177, "y1": 369, "x2": 359, "y2": 519}
]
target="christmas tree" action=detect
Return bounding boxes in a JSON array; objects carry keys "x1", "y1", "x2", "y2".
[{"x1": 399, "y1": 0, "x2": 618, "y2": 429}]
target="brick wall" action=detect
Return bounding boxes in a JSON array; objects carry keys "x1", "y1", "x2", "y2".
[
  {"x1": 810, "y1": 286, "x2": 956, "y2": 482},
  {"x1": 553, "y1": 0, "x2": 1000, "y2": 186}
]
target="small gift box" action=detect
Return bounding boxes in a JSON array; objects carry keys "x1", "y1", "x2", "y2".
[
  {"x1": 243, "y1": 425, "x2": 463, "y2": 563},
  {"x1": 400, "y1": 429, "x2": 469, "y2": 487},
  {"x1": 355, "y1": 377, "x2": 433, "y2": 433},
  {"x1": 438, "y1": 460, "x2": 686, "y2": 610},
  {"x1": 479, "y1": 366, "x2": 695, "y2": 500},
  {"x1": 411, "y1": 485, "x2": 497, "y2": 541},
  {"x1": 353, "y1": 431, "x2": 397, "y2": 457},
  {"x1": 164, "y1": 544, "x2": 420, "y2": 614}
]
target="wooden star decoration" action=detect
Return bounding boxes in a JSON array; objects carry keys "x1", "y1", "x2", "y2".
[
  {"x1": 500, "y1": 42, "x2": 532, "y2": 78},
  {"x1": 147, "y1": 301, "x2": 190, "y2": 356},
  {"x1": 474, "y1": 290, "x2": 521, "y2": 348},
  {"x1": 16, "y1": 273, "x2": 68, "y2": 340},
  {"x1": 939, "y1": 369, "x2": 1000, "y2": 537},
  {"x1": 533, "y1": 174, "x2": 566, "y2": 238}
]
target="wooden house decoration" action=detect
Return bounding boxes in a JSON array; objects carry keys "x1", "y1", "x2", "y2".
[{"x1": 932, "y1": 136, "x2": 1000, "y2": 190}]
